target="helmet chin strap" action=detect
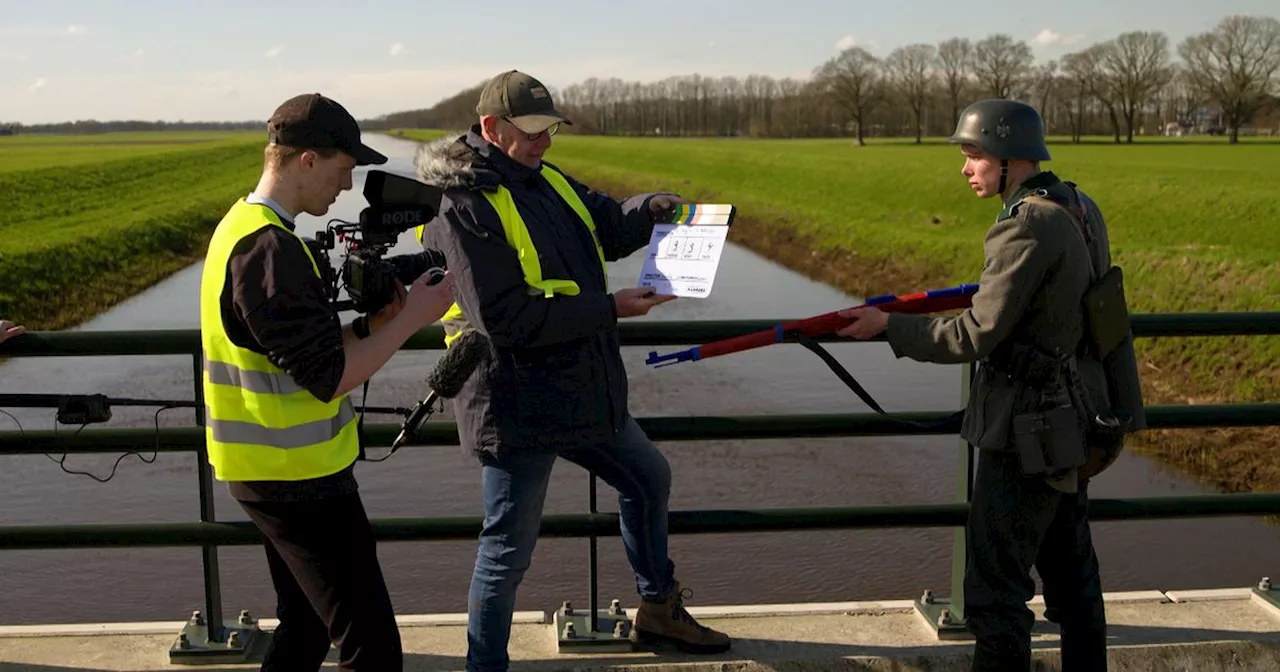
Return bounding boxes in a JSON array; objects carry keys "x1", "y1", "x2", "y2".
[{"x1": 998, "y1": 159, "x2": 1009, "y2": 195}]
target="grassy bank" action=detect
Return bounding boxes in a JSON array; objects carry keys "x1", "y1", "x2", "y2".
[
  {"x1": 0, "y1": 132, "x2": 263, "y2": 329},
  {"x1": 399, "y1": 129, "x2": 1279, "y2": 494}
]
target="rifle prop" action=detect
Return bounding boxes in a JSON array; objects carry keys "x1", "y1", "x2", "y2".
[
  {"x1": 645, "y1": 283, "x2": 979, "y2": 368},
  {"x1": 644, "y1": 283, "x2": 978, "y2": 430}
]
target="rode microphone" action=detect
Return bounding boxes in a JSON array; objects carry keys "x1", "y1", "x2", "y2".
[{"x1": 388, "y1": 330, "x2": 491, "y2": 454}]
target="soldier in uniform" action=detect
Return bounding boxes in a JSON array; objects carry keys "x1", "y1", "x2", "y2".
[{"x1": 836, "y1": 99, "x2": 1144, "y2": 670}]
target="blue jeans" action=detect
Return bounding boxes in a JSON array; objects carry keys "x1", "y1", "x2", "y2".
[{"x1": 466, "y1": 416, "x2": 675, "y2": 672}]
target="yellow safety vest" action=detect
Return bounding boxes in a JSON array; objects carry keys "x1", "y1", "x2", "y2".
[
  {"x1": 199, "y1": 199, "x2": 359, "y2": 481},
  {"x1": 417, "y1": 164, "x2": 607, "y2": 347}
]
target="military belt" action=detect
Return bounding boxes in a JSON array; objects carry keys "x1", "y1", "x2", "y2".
[{"x1": 982, "y1": 341, "x2": 1061, "y2": 385}]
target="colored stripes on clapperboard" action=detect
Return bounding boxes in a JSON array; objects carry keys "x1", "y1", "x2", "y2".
[{"x1": 672, "y1": 204, "x2": 734, "y2": 226}]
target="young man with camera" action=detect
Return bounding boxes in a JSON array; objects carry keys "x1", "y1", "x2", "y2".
[{"x1": 199, "y1": 92, "x2": 456, "y2": 671}]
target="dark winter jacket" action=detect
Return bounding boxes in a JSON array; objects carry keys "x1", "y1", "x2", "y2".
[{"x1": 413, "y1": 126, "x2": 668, "y2": 457}]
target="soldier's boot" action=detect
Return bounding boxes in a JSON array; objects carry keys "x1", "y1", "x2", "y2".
[{"x1": 629, "y1": 581, "x2": 731, "y2": 654}]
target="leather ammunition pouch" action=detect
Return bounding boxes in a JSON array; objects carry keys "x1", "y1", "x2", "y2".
[
  {"x1": 987, "y1": 340, "x2": 1129, "y2": 480},
  {"x1": 1013, "y1": 405, "x2": 1087, "y2": 477}
]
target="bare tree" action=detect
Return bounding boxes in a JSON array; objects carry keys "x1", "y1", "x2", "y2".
[
  {"x1": 973, "y1": 34, "x2": 1033, "y2": 98},
  {"x1": 937, "y1": 37, "x2": 973, "y2": 128},
  {"x1": 813, "y1": 46, "x2": 883, "y2": 145},
  {"x1": 1157, "y1": 66, "x2": 1204, "y2": 132},
  {"x1": 1179, "y1": 15, "x2": 1280, "y2": 143},
  {"x1": 886, "y1": 44, "x2": 937, "y2": 143},
  {"x1": 1101, "y1": 31, "x2": 1173, "y2": 142},
  {"x1": 1076, "y1": 43, "x2": 1125, "y2": 142},
  {"x1": 1060, "y1": 51, "x2": 1096, "y2": 142},
  {"x1": 1031, "y1": 60, "x2": 1059, "y2": 130}
]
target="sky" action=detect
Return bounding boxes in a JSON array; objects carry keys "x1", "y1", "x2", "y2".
[{"x1": 2, "y1": 0, "x2": 1277, "y2": 125}]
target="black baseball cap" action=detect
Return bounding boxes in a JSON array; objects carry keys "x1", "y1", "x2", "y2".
[
  {"x1": 267, "y1": 93, "x2": 387, "y2": 166},
  {"x1": 475, "y1": 70, "x2": 573, "y2": 134}
]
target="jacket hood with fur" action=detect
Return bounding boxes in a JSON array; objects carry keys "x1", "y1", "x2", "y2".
[
  {"x1": 412, "y1": 127, "x2": 516, "y2": 192},
  {"x1": 413, "y1": 135, "x2": 477, "y2": 189}
]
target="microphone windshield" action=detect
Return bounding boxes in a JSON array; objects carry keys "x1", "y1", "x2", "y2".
[{"x1": 425, "y1": 330, "x2": 490, "y2": 398}]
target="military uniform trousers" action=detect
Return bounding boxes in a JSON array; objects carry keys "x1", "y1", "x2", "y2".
[{"x1": 965, "y1": 450, "x2": 1107, "y2": 671}]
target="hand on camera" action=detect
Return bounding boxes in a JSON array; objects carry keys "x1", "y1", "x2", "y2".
[
  {"x1": 613, "y1": 287, "x2": 676, "y2": 318},
  {"x1": 368, "y1": 282, "x2": 408, "y2": 333},
  {"x1": 403, "y1": 271, "x2": 456, "y2": 326}
]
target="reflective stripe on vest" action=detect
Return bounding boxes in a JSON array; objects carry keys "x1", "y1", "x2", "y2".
[
  {"x1": 204, "y1": 401, "x2": 357, "y2": 449},
  {"x1": 202, "y1": 352, "x2": 305, "y2": 395},
  {"x1": 418, "y1": 164, "x2": 607, "y2": 347},
  {"x1": 198, "y1": 199, "x2": 359, "y2": 482}
]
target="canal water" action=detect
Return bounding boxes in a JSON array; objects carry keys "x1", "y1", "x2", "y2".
[{"x1": 0, "y1": 134, "x2": 1273, "y2": 626}]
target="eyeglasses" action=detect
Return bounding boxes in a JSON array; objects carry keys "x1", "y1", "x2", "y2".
[{"x1": 505, "y1": 118, "x2": 559, "y2": 141}]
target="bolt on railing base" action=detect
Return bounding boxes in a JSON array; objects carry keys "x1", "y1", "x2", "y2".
[
  {"x1": 168, "y1": 609, "x2": 262, "y2": 665},
  {"x1": 914, "y1": 590, "x2": 971, "y2": 641},
  {"x1": 553, "y1": 599, "x2": 635, "y2": 653},
  {"x1": 1250, "y1": 576, "x2": 1280, "y2": 621}
]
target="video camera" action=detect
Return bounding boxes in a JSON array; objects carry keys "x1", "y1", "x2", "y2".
[{"x1": 307, "y1": 170, "x2": 449, "y2": 314}]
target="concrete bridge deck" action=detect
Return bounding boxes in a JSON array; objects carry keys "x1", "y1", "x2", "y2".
[{"x1": 4, "y1": 588, "x2": 1280, "y2": 671}]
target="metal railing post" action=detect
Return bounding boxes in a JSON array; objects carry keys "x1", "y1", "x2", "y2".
[
  {"x1": 588, "y1": 474, "x2": 599, "y2": 633},
  {"x1": 950, "y1": 362, "x2": 976, "y2": 620},
  {"x1": 913, "y1": 360, "x2": 974, "y2": 638},
  {"x1": 555, "y1": 466, "x2": 630, "y2": 649},
  {"x1": 193, "y1": 352, "x2": 225, "y2": 640},
  {"x1": 167, "y1": 350, "x2": 259, "y2": 663}
]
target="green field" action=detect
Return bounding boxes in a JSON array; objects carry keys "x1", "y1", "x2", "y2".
[
  {"x1": 0, "y1": 132, "x2": 264, "y2": 328},
  {"x1": 0, "y1": 131, "x2": 261, "y2": 172},
  {"x1": 402, "y1": 129, "x2": 1279, "y2": 492}
]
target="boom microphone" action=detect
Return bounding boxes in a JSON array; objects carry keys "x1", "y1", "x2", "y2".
[{"x1": 388, "y1": 329, "x2": 491, "y2": 454}]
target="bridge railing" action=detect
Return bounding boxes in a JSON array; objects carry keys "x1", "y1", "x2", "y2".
[{"x1": 1, "y1": 311, "x2": 1278, "y2": 662}]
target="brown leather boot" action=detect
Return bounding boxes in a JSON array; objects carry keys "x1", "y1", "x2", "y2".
[{"x1": 630, "y1": 581, "x2": 731, "y2": 654}]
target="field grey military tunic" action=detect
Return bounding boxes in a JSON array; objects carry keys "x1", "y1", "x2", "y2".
[{"x1": 885, "y1": 170, "x2": 1126, "y2": 492}]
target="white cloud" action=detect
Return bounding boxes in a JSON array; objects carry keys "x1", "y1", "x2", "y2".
[
  {"x1": 708, "y1": 40, "x2": 717, "y2": 49},
  {"x1": 1034, "y1": 28, "x2": 1086, "y2": 47},
  {"x1": 265, "y1": 45, "x2": 285, "y2": 59},
  {"x1": 389, "y1": 42, "x2": 407, "y2": 57},
  {"x1": 835, "y1": 35, "x2": 857, "y2": 51},
  {"x1": 65, "y1": 25, "x2": 86, "y2": 36},
  {"x1": 121, "y1": 48, "x2": 144, "y2": 61},
  {"x1": 29, "y1": 78, "x2": 47, "y2": 92}
]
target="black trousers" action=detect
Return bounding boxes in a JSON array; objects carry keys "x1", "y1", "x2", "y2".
[
  {"x1": 239, "y1": 493, "x2": 402, "y2": 671},
  {"x1": 965, "y1": 451, "x2": 1107, "y2": 671}
]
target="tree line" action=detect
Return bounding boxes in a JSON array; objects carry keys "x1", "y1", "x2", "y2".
[
  {"x1": 370, "y1": 14, "x2": 1280, "y2": 145},
  {"x1": 0, "y1": 119, "x2": 261, "y2": 135}
]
